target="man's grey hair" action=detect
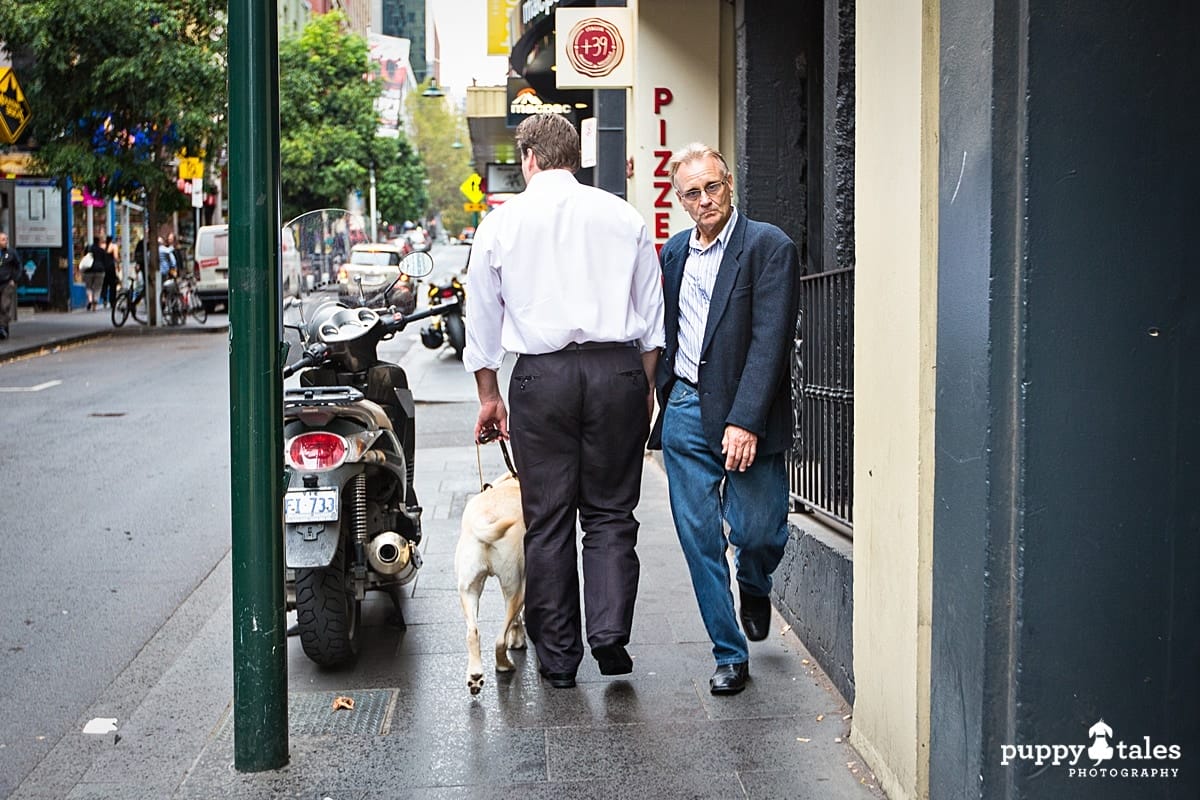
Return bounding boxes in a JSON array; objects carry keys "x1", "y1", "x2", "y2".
[{"x1": 667, "y1": 143, "x2": 730, "y2": 187}]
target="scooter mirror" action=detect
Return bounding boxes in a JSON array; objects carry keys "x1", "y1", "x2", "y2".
[{"x1": 399, "y1": 250, "x2": 434, "y2": 280}]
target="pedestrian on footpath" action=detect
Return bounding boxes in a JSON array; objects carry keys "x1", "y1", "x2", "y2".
[
  {"x1": 83, "y1": 236, "x2": 107, "y2": 311},
  {"x1": 648, "y1": 142, "x2": 801, "y2": 696},
  {"x1": 101, "y1": 235, "x2": 120, "y2": 308},
  {"x1": 0, "y1": 231, "x2": 23, "y2": 339},
  {"x1": 463, "y1": 113, "x2": 665, "y2": 689},
  {"x1": 167, "y1": 232, "x2": 186, "y2": 279},
  {"x1": 157, "y1": 237, "x2": 177, "y2": 277}
]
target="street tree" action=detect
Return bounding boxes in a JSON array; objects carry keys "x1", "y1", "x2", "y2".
[
  {"x1": 405, "y1": 80, "x2": 473, "y2": 236},
  {"x1": 0, "y1": 0, "x2": 227, "y2": 323},
  {"x1": 371, "y1": 134, "x2": 427, "y2": 234},
  {"x1": 279, "y1": 11, "x2": 425, "y2": 227}
]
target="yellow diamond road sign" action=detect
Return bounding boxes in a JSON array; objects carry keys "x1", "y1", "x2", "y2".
[
  {"x1": 178, "y1": 157, "x2": 204, "y2": 181},
  {"x1": 0, "y1": 68, "x2": 33, "y2": 145},
  {"x1": 459, "y1": 173, "x2": 484, "y2": 204}
]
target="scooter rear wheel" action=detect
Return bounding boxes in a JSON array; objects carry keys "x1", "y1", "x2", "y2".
[
  {"x1": 294, "y1": 534, "x2": 360, "y2": 667},
  {"x1": 445, "y1": 312, "x2": 466, "y2": 360}
]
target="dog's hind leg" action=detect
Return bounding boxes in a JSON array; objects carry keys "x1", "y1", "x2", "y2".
[
  {"x1": 495, "y1": 577, "x2": 525, "y2": 672},
  {"x1": 459, "y1": 575, "x2": 486, "y2": 694}
]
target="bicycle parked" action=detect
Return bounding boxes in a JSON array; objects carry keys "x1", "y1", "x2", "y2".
[
  {"x1": 160, "y1": 270, "x2": 207, "y2": 326},
  {"x1": 111, "y1": 275, "x2": 148, "y2": 327},
  {"x1": 180, "y1": 271, "x2": 208, "y2": 324}
]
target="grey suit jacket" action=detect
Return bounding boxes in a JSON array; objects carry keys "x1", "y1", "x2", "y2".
[{"x1": 648, "y1": 212, "x2": 800, "y2": 457}]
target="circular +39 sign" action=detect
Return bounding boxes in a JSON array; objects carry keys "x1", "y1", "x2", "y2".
[{"x1": 565, "y1": 17, "x2": 624, "y2": 78}]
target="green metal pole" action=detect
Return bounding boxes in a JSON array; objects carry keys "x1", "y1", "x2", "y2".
[{"x1": 228, "y1": 0, "x2": 288, "y2": 772}]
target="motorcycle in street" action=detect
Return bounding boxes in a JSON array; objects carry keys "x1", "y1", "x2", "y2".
[
  {"x1": 419, "y1": 272, "x2": 466, "y2": 359},
  {"x1": 281, "y1": 209, "x2": 459, "y2": 667}
]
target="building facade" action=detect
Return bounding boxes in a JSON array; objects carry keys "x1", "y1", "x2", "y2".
[{"x1": 379, "y1": 0, "x2": 427, "y2": 82}]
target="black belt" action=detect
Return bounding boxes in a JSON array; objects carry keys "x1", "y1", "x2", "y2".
[
  {"x1": 560, "y1": 341, "x2": 637, "y2": 351},
  {"x1": 675, "y1": 375, "x2": 697, "y2": 389}
]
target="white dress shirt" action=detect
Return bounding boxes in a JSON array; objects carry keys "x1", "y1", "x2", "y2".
[
  {"x1": 674, "y1": 207, "x2": 739, "y2": 383},
  {"x1": 463, "y1": 169, "x2": 666, "y2": 372}
]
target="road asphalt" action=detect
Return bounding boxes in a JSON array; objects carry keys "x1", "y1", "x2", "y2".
[{"x1": 2, "y1": 306, "x2": 884, "y2": 800}]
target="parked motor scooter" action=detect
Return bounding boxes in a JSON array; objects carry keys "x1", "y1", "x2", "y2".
[
  {"x1": 419, "y1": 273, "x2": 466, "y2": 359},
  {"x1": 281, "y1": 209, "x2": 460, "y2": 667}
]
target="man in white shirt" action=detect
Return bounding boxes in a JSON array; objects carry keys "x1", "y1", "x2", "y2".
[{"x1": 464, "y1": 113, "x2": 665, "y2": 689}]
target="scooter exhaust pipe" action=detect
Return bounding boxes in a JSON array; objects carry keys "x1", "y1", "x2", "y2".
[{"x1": 367, "y1": 532, "x2": 414, "y2": 576}]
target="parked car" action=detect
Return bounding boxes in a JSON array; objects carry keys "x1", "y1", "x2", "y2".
[
  {"x1": 458, "y1": 226, "x2": 475, "y2": 245},
  {"x1": 337, "y1": 241, "x2": 418, "y2": 313}
]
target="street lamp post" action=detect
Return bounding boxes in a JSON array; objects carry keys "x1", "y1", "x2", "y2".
[{"x1": 368, "y1": 161, "x2": 377, "y2": 242}]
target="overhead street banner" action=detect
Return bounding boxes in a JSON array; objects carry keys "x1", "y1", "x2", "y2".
[{"x1": 487, "y1": 0, "x2": 520, "y2": 55}]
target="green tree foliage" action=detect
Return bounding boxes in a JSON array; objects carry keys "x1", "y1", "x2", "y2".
[
  {"x1": 405, "y1": 80, "x2": 473, "y2": 233},
  {"x1": 371, "y1": 134, "x2": 426, "y2": 232},
  {"x1": 278, "y1": 12, "x2": 425, "y2": 226},
  {"x1": 0, "y1": 0, "x2": 226, "y2": 306}
]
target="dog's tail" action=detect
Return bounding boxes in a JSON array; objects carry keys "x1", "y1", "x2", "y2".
[{"x1": 462, "y1": 479, "x2": 523, "y2": 546}]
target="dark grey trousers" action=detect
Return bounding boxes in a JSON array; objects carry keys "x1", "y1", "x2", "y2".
[
  {"x1": 508, "y1": 344, "x2": 650, "y2": 674},
  {"x1": 0, "y1": 281, "x2": 16, "y2": 328}
]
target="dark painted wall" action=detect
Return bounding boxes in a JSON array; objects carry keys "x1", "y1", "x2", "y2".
[
  {"x1": 734, "y1": 0, "x2": 814, "y2": 254},
  {"x1": 934, "y1": 2, "x2": 1200, "y2": 798},
  {"x1": 775, "y1": 523, "x2": 855, "y2": 702}
]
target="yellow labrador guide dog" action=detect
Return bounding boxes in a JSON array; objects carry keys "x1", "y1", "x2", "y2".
[{"x1": 455, "y1": 472, "x2": 526, "y2": 694}]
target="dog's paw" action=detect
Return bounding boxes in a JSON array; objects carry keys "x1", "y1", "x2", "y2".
[
  {"x1": 495, "y1": 656, "x2": 515, "y2": 672},
  {"x1": 507, "y1": 630, "x2": 527, "y2": 650},
  {"x1": 468, "y1": 673, "x2": 485, "y2": 694}
]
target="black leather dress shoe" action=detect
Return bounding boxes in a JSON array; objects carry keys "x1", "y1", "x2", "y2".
[
  {"x1": 538, "y1": 668, "x2": 577, "y2": 688},
  {"x1": 592, "y1": 643, "x2": 633, "y2": 676},
  {"x1": 709, "y1": 662, "x2": 749, "y2": 695},
  {"x1": 739, "y1": 588, "x2": 772, "y2": 642}
]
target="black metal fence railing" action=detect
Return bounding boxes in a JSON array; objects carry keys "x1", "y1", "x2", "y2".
[{"x1": 789, "y1": 266, "x2": 854, "y2": 534}]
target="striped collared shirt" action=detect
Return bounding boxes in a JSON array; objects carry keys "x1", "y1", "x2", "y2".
[{"x1": 675, "y1": 207, "x2": 739, "y2": 383}]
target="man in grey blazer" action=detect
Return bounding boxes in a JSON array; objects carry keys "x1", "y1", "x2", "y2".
[{"x1": 648, "y1": 143, "x2": 800, "y2": 695}]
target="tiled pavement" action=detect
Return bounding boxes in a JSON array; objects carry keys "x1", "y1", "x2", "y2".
[{"x1": 4, "y1": 309, "x2": 885, "y2": 800}]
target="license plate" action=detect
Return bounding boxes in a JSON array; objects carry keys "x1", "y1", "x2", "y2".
[{"x1": 284, "y1": 489, "x2": 339, "y2": 523}]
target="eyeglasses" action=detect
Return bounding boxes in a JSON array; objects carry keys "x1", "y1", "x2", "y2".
[{"x1": 678, "y1": 178, "x2": 728, "y2": 203}]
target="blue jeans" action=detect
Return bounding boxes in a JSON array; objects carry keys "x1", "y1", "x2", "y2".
[{"x1": 662, "y1": 380, "x2": 789, "y2": 665}]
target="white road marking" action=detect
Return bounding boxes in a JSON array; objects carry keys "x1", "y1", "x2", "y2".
[{"x1": 0, "y1": 379, "x2": 63, "y2": 393}]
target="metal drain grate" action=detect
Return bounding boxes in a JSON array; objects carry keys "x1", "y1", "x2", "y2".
[
  {"x1": 215, "y1": 690, "x2": 397, "y2": 739},
  {"x1": 289, "y1": 689, "x2": 396, "y2": 736}
]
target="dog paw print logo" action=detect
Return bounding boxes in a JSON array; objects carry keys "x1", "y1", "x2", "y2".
[{"x1": 1088, "y1": 719, "x2": 1114, "y2": 765}]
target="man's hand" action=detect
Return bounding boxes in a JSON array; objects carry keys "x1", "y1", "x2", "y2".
[
  {"x1": 721, "y1": 424, "x2": 758, "y2": 472},
  {"x1": 473, "y1": 368, "x2": 509, "y2": 442},
  {"x1": 642, "y1": 348, "x2": 659, "y2": 429},
  {"x1": 474, "y1": 396, "x2": 508, "y2": 443}
]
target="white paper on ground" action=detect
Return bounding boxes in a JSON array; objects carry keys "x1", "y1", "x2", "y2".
[{"x1": 82, "y1": 718, "x2": 118, "y2": 735}]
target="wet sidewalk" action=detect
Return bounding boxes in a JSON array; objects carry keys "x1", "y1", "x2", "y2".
[{"x1": 5, "y1": 312, "x2": 884, "y2": 800}]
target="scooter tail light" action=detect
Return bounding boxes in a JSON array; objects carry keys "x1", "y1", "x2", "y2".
[
  {"x1": 440, "y1": 288, "x2": 455, "y2": 298},
  {"x1": 287, "y1": 432, "x2": 347, "y2": 470}
]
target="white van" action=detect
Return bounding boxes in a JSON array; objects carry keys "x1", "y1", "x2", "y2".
[
  {"x1": 194, "y1": 224, "x2": 304, "y2": 311},
  {"x1": 194, "y1": 224, "x2": 228, "y2": 312}
]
